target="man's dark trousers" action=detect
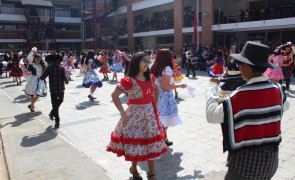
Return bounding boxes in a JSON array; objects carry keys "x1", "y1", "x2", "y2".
[
  {"x1": 50, "y1": 92, "x2": 64, "y2": 126},
  {"x1": 186, "y1": 64, "x2": 196, "y2": 77}
]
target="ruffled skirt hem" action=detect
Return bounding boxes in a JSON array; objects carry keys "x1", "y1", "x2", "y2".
[
  {"x1": 106, "y1": 145, "x2": 168, "y2": 162},
  {"x1": 109, "y1": 64, "x2": 124, "y2": 73},
  {"x1": 99, "y1": 69, "x2": 111, "y2": 73},
  {"x1": 160, "y1": 114, "x2": 182, "y2": 127},
  {"x1": 173, "y1": 76, "x2": 184, "y2": 83},
  {"x1": 82, "y1": 81, "x2": 103, "y2": 88}
]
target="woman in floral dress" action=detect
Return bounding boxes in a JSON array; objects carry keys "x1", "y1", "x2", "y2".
[
  {"x1": 150, "y1": 49, "x2": 187, "y2": 146},
  {"x1": 99, "y1": 50, "x2": 110, "y2": 80},
  {"x1": 107, "y1": 52, "x2": 167, "y2": 180},
  {"x1": 82, "y1": 51, "x2": 103, "y2": 101}
]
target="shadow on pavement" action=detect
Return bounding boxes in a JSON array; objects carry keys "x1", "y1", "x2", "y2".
[
  {"x1": 76, "y1": 100, "x2": 100, "y2": 110},
  {"x1": 13, "y1": 94, "x2": 30, "y2": 104},
  {"x1": 3, "y1": 111, "x2": 42, "y2": 128},
  {"x1": 3, "y1": 84, "x2": 17, "y2": 89},
  {"x1": 286, "y1": 92, "x2": 295, "y2": 98},
  {"x1": 0, "y1": 81, "x2": 14, "y2": 85},
  {"x1": 119, "y1": 94, "x2": 129, "y2": 104},
  {"x1": 21, "y1": 126, "x2": 58, "y2": 147},
  {"x1": 76, "y1": 85, "x2": 83, "y2": 88},
  {"x1": 176, "y1": 97, "x2": 185, "y2": 104},
  {"x1": 107, "y1": 81, "x2": 119, "y2": 85},
  {"x1": 137, "y1": 148, "x2": 203, "y2": 179}
]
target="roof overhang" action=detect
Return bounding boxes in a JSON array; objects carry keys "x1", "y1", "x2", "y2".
[{"x1": 21, "y1": 0, "x2": 53, "y2": 7}]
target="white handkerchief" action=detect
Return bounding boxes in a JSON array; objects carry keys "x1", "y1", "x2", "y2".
[
  {"x1": 187, "y1": 84, "x2": 196, "y2": 97},
  {"x1": 19, "y1": 58, "x2": 24, "y2": 65}
]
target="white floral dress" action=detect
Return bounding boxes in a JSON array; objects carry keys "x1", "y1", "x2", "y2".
[
  {"x1": 82, "y1": 59, "x2": 103, "y2": 88},
  {"x1": 107, "y1": 75, "x2": 167, "y2": 162},
  {"x1": 24, "y1": 63, "x2": 47, "y2": 97},
  {"x1": 156, "y1": 66, "x2": 182, "y2": 127}
]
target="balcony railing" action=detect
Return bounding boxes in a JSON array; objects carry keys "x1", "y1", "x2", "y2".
[{"x1": 0, "y1": 5, "x2": 25, "y2": 15}]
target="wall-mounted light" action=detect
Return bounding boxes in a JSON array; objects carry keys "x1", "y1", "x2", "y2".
[{"x1": 204, "y1": 12, "x2": 209, "y2": 16}]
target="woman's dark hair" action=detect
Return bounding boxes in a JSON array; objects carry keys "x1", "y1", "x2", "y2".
[
  {"x1": 217, "y1": 51, "x2": 223, "y2": 57},
  {"x1": 173, "y1": 52, "x2": 177, "y2": 59},
  {"x1": 9, "y1": 51, "x2": 14, "y2": 60},
  {"x1": 81, "y1": 53, "x2": 87, "y2": 65},
  {"x1": 230, "y1": 46, "x2": 240, "y2": 54},
  {"x1": 274, "y1": 49, "x2": 281, "y2": 55},
  {"x1": 127, "y1": 52, "x2": 151, "y2": 82},
  {"x1": 13, "y1": 53, "x2": 18, "y2": 60},
  {"x1": 33, "y1": 53, "x2": 46, "y2": 69},
  {"x1": 144, "y1": 50, "x2": 152, "y2": 56},
  {"x1": 150, "y1": 49, "x2": 173, "y2": 78},
  {"x1": 61, "y1": 51, "x2": 65, "y2": 57},
  {"x1": 67, "y1": 51, "x2": 73, "y2": 58},
  {"x1": 85, "y1": 51, "x2": 95, "y2": 65}
]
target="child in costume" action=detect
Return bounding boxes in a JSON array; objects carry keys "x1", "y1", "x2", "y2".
[
  {"x1": 207, "y1": 51, "x2": 225, "y2": 78},
  {"x1": 82, "y1": 51, "x2": 103, "y2": 101},
  {"x1": 99, "y1": 51, "x2": 110, "y2": 80},
  {"x1": 64, "y1": 51, "x2": 76, "y2": 80},
  {"x1": 109, "y1": 49, "x2": 123, "y2": 82},
  {"x1": 107, "y1": 52, "x2": 167, "y2": 180},
  {"x1": 264, "y1": 48, "x2": 284, "y2": 83},
  {"x1": 23, "y1": 53, "x2": 47, "y2": 112},
  {"x1": 10, "y1": 53, "x2": 23, "y2": 85},
  {"x1": 172, "y1": 52, "x2": 184, "y2": 98}
]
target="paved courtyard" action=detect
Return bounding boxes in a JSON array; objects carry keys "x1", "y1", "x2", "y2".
[{"x1": 1, "y1": 69, "x2": 295, "y2": 180}]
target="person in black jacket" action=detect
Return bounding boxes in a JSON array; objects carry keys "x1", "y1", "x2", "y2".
[{"x1": 40, "y1": 55, "x2": 69, "y2": 128}]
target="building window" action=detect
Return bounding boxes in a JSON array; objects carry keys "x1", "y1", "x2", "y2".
[
  {"x1": 118, "y1": 39, "x2": 127, "y2": 46},
  {"x1": 55, "y1": 5, "x2": 70, "y2": 11},
  {"x1": 156, "y1": 36, "x2": 174, "y2": 44}
]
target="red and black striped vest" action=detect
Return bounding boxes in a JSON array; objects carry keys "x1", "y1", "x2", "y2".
[{"x1": 221, "y1": 81, "x2": 286, "y2": 153}]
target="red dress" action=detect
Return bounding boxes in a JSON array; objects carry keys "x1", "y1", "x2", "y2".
[
  {"x1": 99, "y1": 55, "x2": 110, "y2": 73},
  {"x1": 207, "y1": 57, "x2": 225, "y2": 78},
  {"x1": 107, "y1": 75, "x2": 167, "y2": 162},
  {"x1": 10, "y1": 59, "x2": 23, "y2": 77}
]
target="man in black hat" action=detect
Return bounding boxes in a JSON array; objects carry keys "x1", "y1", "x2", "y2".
[
  {"x1": 205, "y1": 41, "x2": 289, "y2": 179},
  {"x1": 40, "y1": 54, "x2": 69, "y2": 128}
]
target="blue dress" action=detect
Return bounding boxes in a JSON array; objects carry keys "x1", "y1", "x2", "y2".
[
  {"x1": 82, "y1": 59, "x2": 103, "y2": 88},
  {"x1": 156, "y1": 66, "x2": 182, "y2": 127},
  {"x1": 109, "y1": 56, "x2": 123, "y2": 73}
]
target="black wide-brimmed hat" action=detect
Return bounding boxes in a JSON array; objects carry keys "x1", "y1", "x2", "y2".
[
  {"x1": 45, "y1": 54, "x2": 63, "y2": 63},
  {"x1": 230, "y1": 41, "x2": 276, "y2": 69}
]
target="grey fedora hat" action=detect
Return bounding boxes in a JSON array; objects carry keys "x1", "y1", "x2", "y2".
[{"x1": 230, "y1": 41, "x2": 276, "y2": 69}]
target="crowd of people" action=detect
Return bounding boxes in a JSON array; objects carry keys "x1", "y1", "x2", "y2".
[
  {"x1": 0, "y1": 40, "x2": 294, "y2": 180},
  {"x1": 134, "y1": 12, "x2": 174, "y2": 33},
  {"x1": 120, "y1": 7, "x2": 198, "y2": 34},
  {"x1": 217, "y1": 0, "x2": 295, "y2": 24}
]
